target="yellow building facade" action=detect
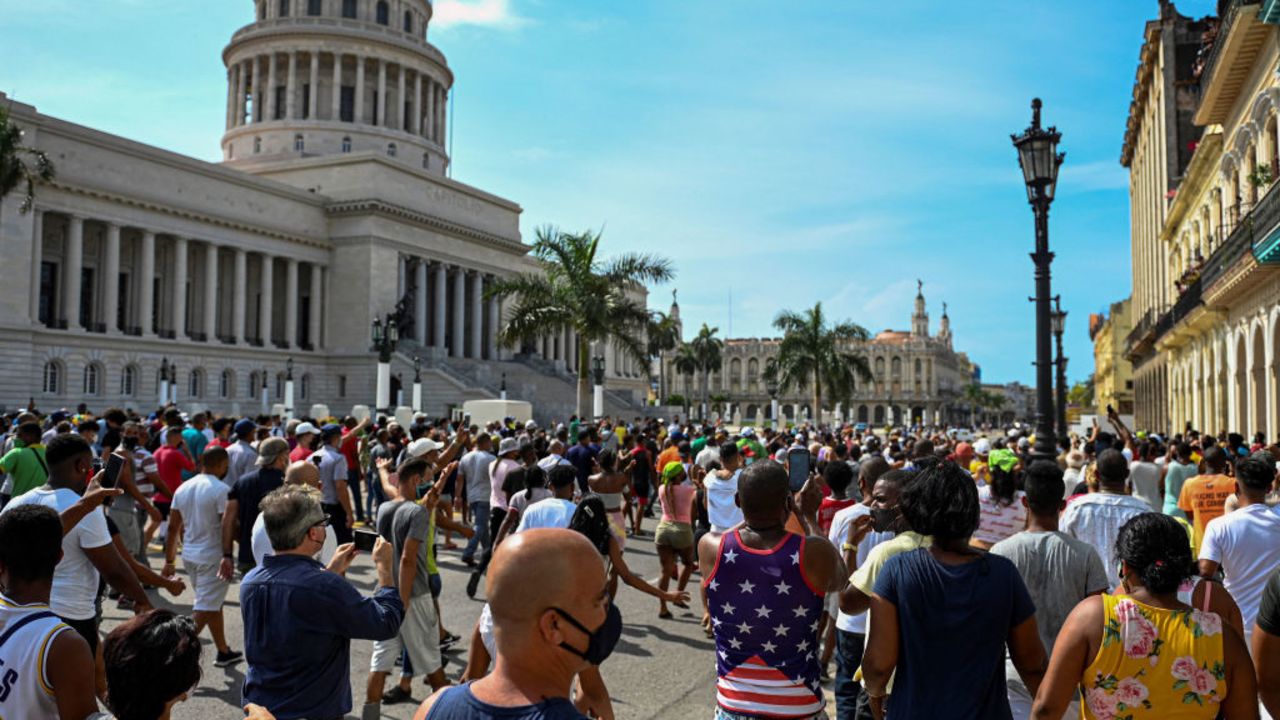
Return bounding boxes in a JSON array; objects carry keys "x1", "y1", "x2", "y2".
[
  {"x1": 1128, "y1": 2, "x2": 1280, "y2": 439},
  {"x1": 1092, "y1": 298, "x2": 1135, "y2": 416}
]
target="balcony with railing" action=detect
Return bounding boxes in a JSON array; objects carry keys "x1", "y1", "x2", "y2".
[{"x1": 1195, "y1": 1, "x2": 1269, "y2": 125}]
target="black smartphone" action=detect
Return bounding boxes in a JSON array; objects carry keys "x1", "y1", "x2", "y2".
[
  {"x1": 353, "y1": 529, "x2": 378, "y2": 552},
  {"x1": 870, "y1": 506, "x2": 899, "y2": 533},
  {"x1": 311, "y1": 455, "x2": 323, "y2": 466},
  {"x1": 786, "y1": 448, "x2": 810, "y2": 492},
  {"x1": 102, "y1": 453, "x2": 126, "y2": 489},
  {"x1": 1106, "y1": 404, "x2": 1115, "y2": 415}
]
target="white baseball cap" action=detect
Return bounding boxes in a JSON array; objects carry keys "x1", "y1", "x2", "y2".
[
  {"x1": 973, "y1": 438, "x2": 991, "y2": 455},
  {"x1": 295, "y1": 422, "x2": 320, "y2": 436},
  {"x1": 407, "y1": 438, "x2": 443, "y2": 457}
]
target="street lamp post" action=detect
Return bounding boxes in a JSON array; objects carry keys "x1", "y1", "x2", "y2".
[
  {"x1": 765, "y1": 375, "x2": 779, "y2": 431},
  {"x1": 591, "y1": 356, "x2": 606, "y2": 420},
  {"x1": 1052, "y1": 297, "x2": 1069, "y2": 450},
  {"x1": 500, "y1": 373, "x2": 508, "y2": 401},
  {"x1": 412, "y1": 356, "x2": 423, "y2": 413},
  {"x1": 260, "y1": 367, "x2": 268, "y2": 414},
  {"x1": 159, "y1": 358, "x2": 170, "y2": 408},
  {"x1": 371, "y1": 315, "x2": 400, "y2": 416},
  {"x1": 1012, "y1": 97, "x2": 1065, "y2": 461},
  {"x1": 169, "y1": 360, "x2": 178, "y2": 406},
  {"x1": 284, "y1": 357, "x2": 295, "y2": 420}
]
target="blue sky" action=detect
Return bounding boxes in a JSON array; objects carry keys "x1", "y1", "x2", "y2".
[{"x1": 0, "y1": 0, "x2": 1218, "y2": 385}]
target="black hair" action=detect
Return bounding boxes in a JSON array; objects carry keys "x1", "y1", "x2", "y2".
[
  {"x1": 900, "y1": 461, "x2": 978, "y2": 541},
  {"x1": 211, "y1": 417, "x2": 233, "y2": 434},
  {"x1": 913, "y1": 454, "x2": 940, "y2": 471},
  {"x1": 719, "y1": 441, "x2": 740, "y2": 460},
  {"x1": 1176, "y1": 441, "x2": 1193, "y2": 462},
  {"x1": 1236, "y1": 451, "x2": 1276, "y2": 492},
  {"x1": 738, "y1": 461, "x2": 790, "y2": 516},
  {"x1": 103, "y1": 610, "x2": 202, "y2": 720},
  {"x1": 1023, "y1": 460, "x2": 1065, "y2": 516},
  {"x1": 598, "y1": 448, "x2": 617, "y2": 472},
  {"x1": 913, "y1": 439, "x2": 934, "y2": 458},
  {"x1": 523, "y1": 464, "x2": 547, "y2": 494},
  {"x1": 1096, "y1": 449, "x2": 1129, "y2": 485},
  {"x1": 76, "y1": 420, "x2": 99, "y2": 434},
  {"x1": 569, "y1": 496, "x2": 612, "y2": 557},
  {"x1": 548, "y1": 464, "x2": 577, "y2": 490},
  {"x1": 45, "y1": 433, "x2": 91, "y2": 468},
  {"x1": 16, "y1": 422, "x2": 41, "y2": 442},
  {"x1": 988, "y1": 463, "x2": 1020, "y2": 506},
  {"x1": 1114, "y1": 513, "x2": 1193, "y2": 595},
  {"x1": 397, "y1": 457, "x2": 429, "y2": 483},
  {"x1": 822, "y1": 460, "x2": 854, "y2": 495},
  {"x1": 1203, "y1": 446, "x2": 1228, "y2": 472},
  {"x1": 0, "y1": 505, "x2": 61, "y2": 582}
]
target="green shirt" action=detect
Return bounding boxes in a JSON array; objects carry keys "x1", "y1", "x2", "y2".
[
  {"x1": 691, "y1": 437, "x2": 709, "y2": 453},
  {"x1": 0, "y1": 444, "x2": 48, "y2": 498}
]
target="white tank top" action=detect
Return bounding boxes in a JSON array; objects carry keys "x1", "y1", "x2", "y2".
[{"x1": 0, "y1": 595, "x2": 72, "y2": 719}]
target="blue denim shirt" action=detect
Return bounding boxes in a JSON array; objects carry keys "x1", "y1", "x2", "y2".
[{"x1": 241, "y1": 553, "x2": 403, "y2": 719}]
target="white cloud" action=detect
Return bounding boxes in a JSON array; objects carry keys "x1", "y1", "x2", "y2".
[{"x1": 432, "y1": 0, "x2": 526, "y2": 29}]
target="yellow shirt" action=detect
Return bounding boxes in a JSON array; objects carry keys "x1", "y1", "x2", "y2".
[
  {"x1": 1081, "y1": 594, "x2": 1225, "y2": 719},
  {"x1": 850, "y1": 531, "x2": 932, "y2": 596}
]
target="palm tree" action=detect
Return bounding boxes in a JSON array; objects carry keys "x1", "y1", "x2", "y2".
[
  {"x1": 672, "y1": 343, "x2": 700, "y2": 416},
  {"x1": 963, "y1": 382, "x2": 985, "y2": 426},
  {"x1": 486, "y1": 225, "x2": 674, "y2": 418},
  {"x1": 688, "y1": 323, "x2": 723, "y2": 419},
  {"x1": 647, "y1": 310, "x2": 681, "y2": 404},
  {"x1": 0, "y1": 105, "x2": 54, "y2": 221},
  {"x1": 765, "y1": 302, "x2": 872, "y2": 422}
]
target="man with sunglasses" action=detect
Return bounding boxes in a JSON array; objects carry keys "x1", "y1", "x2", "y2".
[{"x1": 241, "y1": 484, "x2": 402, "y2": 720}]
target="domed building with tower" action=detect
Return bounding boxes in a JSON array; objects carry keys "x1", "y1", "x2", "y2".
[{"x1": 0, "y1": 0, "x2": 649, "y2": 420}]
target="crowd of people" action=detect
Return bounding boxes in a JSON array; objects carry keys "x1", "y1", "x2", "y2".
[{"x1": 2, "y1": 399, "x2": 1280, "y2": 719}]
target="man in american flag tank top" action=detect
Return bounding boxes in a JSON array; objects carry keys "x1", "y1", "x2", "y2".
[{"x1": 699, "y1": 460, "x2": 844, "y2": 720}]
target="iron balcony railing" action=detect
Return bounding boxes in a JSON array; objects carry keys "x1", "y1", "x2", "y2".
[
  {"x1": 1198, "y1": 0, "x2": 1250, "y2": 88},
  {"x1": 1203, "y1": 180, "x2": 1280, "y2": 288}
]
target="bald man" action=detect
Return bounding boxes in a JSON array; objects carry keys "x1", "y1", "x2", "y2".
[
  {"x1": 414, "y1": 529, "x2": 610, "y2": 719},
  {"x1": 248, "y1": 460, "x2": 349, "y2": 570}
]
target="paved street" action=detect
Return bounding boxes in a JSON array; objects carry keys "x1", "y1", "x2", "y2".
[{"x1": 101, "y1": 526, "x2": 732, "y2": 719}]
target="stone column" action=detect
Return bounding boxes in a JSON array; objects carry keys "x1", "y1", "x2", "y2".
[
  {"x1": 286, "y1": 51, "x2": 299, "y2": 119},
  {"x1": 451, "y1": 266, "x2": 465, "y2": 358},
  {"x1": 555, "y1": 327, "x2": 566, "y2": 366},
  {"x1": 396, "y1": 64, "x2": 406, "y2": 130},
  {"x1": 203, "y1": 242, "x2": 218, "y2": 340},
  {"x1": 139, "y1": 230, "x2": 155, "y2": 336},
  {"x1": 414, "y1": 259, "x2": 427, "y2": 343},
  {"x1": 27, "y1": 209, "x2": 42, "y2": 324},
  {"x1": 424, "y1": 79, "x2": 434, "y2": 141},
  {"x1": 377, "y1": 59, "x2": 387, "y2": 126},
  {"x1": 413, "y1": 70, "x2": 422, "y2": 135},
  {"x1": 488, "y1": 293, "x2": 501, "y2": 360},
  {"x1": 102, "y1": 223, "x2": 120, "y2": 333},
  {"x1": 469, "y1": 272, "x2": 484, "y2": 358},
  {"x1": 233, "y1": 248, "x2": 247, "y2": 343},
  {"x1": 438, "y1": 85, "x2": 447, "y2": 145},
  {"x1": 254, "y1": 55, "x2": 265, "y2": 123},
  {"x1": 266, "y1": 53, "x2": 277, "y2": 121},
  {"x1": 308, "y1": 51, "x2": 319, "y2": 119},
  {"x1": 259, "y1": 254, "x2": 274, "y2": 345},
  {"x1": 285, "y1": 258, "x2": 299, "y2": 348},
  {"x1": 64, "y1": 215, "x2": 84, "y2": 331},
  {"x1": 226, "y1": 67, "x2": 237, "y2": 130},
  {"x1": 396, "y1": 255, "x2": 406, "y2": 299},
  {"x1": 331, "y1": 53, "x2": 342, "y2": 120},
  {"x1": 432, "y1": 262, "x2": 446, "y2": 350},
  {"x1": 309, "y1": 263, "x2": 323, "y2": 349},
  {"x1": 355, "y1": 56, "x2": 366, "y2": 124},
  {"x1": 171, "y1": 235, "x2": 188, "y2": 338}
]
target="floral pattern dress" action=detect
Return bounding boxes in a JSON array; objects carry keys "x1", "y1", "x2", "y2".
[{"x1": 1081, "y1": 593, "x2": 1225, "y2": 719}]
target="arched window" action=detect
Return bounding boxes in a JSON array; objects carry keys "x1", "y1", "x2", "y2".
[
  {"x1": 874, "y1": 357, "x2": 885, "y2": 378},
  {"x1": 341, "y1": 136, "x2": 352, "y2": 153},
  {"x1": 342, "y1": 0, "x2": 357, "y2": 18},
  {"x1": 914, "y1": 358, "x2": 922, "y2": 375},
  {"x1": 248, "y1": 371, "x2": 260, "y2": 398},
  {"x1": 189, "y1": 369, "x2": 204, "y2": 398},
  {"x1": 891, "y1": 356, "x2": 902, "y2": 377},
  {"x1": 308, "y1": 0, "x2": 322, "y2": 15},
  {"x1": 220, "y1": 369, "x2": 235, "y2": 399},
  {"x1": 294, "y1": 134, "x2": 305, "y2": 152},
  {"x1": 259, "y1": 1, "x2": 267, "y2": 20},
  {"x1": 278, "y1": 0, "x2": 290, "y2": 17},
  {"x1": 300, "y1": 373, "x2": 311, "y2": 400},
  {"x1": 387, "y1": 142, "x2": 397, "y2": 157},
  {"x1": 83, "y1": 363, "x2": 101, "y2": 396},
  {"x1": 121, "y1": 365, "x2": 137, "y2": 397},
  {"x1": 253, "y1": 137, "x2": 262, "y2": 154},
  {"x1": 376, "y1": 0, "x2": 389, "y2": 25},
  {"x1": 42, "y1": 361, "x2": 60, "y2": 395},
  {"x1": 403, "y1": 9, "x2": 413, "y2": 32}
]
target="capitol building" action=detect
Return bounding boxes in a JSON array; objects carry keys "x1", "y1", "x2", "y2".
[{"x1": 0, "y1": 0, "x2": 650, "y2": 420}]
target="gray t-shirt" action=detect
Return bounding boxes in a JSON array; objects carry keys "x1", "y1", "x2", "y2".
[
  {"x1": 459, "y1": 450, "x2": 496, "y2": 505},
  {"x1": 376, "y1": 499, "x2": 432, "y2": 598},
  {"x1": 990, "y1": 530, "x2": 1108, "y2": 655}
]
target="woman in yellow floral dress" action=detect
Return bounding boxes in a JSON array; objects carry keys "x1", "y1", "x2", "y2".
[{"x1": 1032, "y1": 513, "x2": 1257, "y2": 719}]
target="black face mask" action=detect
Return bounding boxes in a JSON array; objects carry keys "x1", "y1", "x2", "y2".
[{"x1": 552, "y1": 603, "x2": 622, "y2": 666}]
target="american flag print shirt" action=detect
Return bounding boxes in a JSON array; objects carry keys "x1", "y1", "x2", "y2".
[{"x1": 704, "y1": 530, "x2": 826, "y2": 718}]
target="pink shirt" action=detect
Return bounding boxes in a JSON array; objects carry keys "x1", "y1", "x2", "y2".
[
  {"x1": 975, "y1": 485, "x2": 1027, "y2": 545},
  {"x1": 659, "y1": 483, "x2": 696, "y2": 524}
]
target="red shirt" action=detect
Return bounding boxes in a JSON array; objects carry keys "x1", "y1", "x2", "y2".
[
  {"x1": 289, "y1": 444, "x2": 314, "y2": 463},
  {"x1": 817, "y1": 497, "x2": 857, "y2": 536},
  {"x1": 207, "y1": 437, "x2": 229, "y2": 450},
  {"x1": 339, "y1": 429, "x2": 361, "y2": 470},
  {"x1": 153, "y1": 445, "x2": 195, "y2": 503}
]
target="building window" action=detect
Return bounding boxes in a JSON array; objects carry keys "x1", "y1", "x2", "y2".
[
  {"x1": 403, "y1": 10, "x2": 413, "y2": 32},
  {"x1": 248, "y1": 371, "x2": 260, "y2": 398},
  {"x1": 387, "y1": 142, "x2": 397, "y2": 157},
  {"x1": 278, "y1": 0, "x2": 290, "y2": 17},
  {"x1": 259, "y1": 1, "x2": 267, "y2": 20},
  {"x1": 274, "y1": 86, "x2": 286, "y2": 119},
  {"x1": 300, "y1": 373, "x2": 311, "y2": 400},
  {"x1": 340, "y1": 86, "x2": 355, "y2": 122},
  {"x1": 220, "y1": 369, "x2": 234, "y2": 399},
  {"x1": 338, "y1": 374, "x2": 347, "y2": 397},
  {"x1": 83, "y1": 363, "x2": 101, "y2": 396},
  {"x1": 275, "y1": 373, "x2": 285, "y2": 399},
  {"x1": 189, "y1": 369, "x2": 204, "y2": 398},
  {"x1": 308, "y1": 0, "x2": 322, "y2": 15},
  {"x1": 342, "y1": 0, "x2": 357, "y2": 18},
  {"x1": 121, "y1": 365, "x2": 137, "y2": 397},
  {"x1": 42, "y1": 361, "x2": 60, "y2": 395},
  {"x1": 341, "y1": 136, "x2": 352, "y2": 152},
  {"x1": 253, "y1": 137, "x2": 262, "y2": 154},
  {"x1": 422, "y1": 153, "x2": 430, "y2": 169},
  {"x1": 294, "y1": 134, "x2": 305, "y2": 152},
  {"x1": 302, "y1": 84, "x2": 311, "y2": 118},
  {"x1": 376, "y1": 0, "x2": 389, "y2": 25}
]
